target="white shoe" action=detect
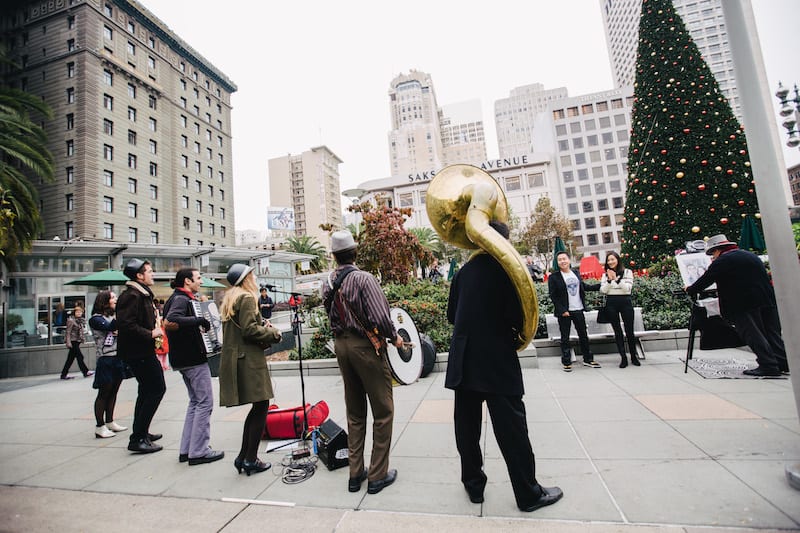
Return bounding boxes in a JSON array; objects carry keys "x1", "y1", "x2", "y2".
[
  {"x1": 106, "y1": 421, "x2": 128, "y2": 432},
  {"x1": 95, "y1": 425, "x2": 116, "y2": 438}
]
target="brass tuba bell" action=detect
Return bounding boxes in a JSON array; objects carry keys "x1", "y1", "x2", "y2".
[{"x1": 426, "y1": 164, "x2": 538, "y2": 351}]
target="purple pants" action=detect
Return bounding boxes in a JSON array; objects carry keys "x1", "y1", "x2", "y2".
[{"x1": 178, "y1": 363, "x2": 214, "y2": 458}]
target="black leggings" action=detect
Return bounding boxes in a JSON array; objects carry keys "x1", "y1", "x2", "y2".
[
  {"x1": 61, "y1": 345, "x2": 89, "y2": 377},
  {"x1": 239, "y1": 400, "x2": 269, "y2": 462},
  {"x1": 94, "y1": 379, "x2": 123, "y2": 426},
  {"x1": 605, "y1": 295, "x2": 638, "y2": 357}
]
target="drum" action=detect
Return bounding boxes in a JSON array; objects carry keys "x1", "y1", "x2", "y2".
[{"x1": 386, "y1": 308, "x2": 422, "y2": 385}]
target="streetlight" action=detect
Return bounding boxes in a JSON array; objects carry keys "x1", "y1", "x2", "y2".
[{"x1": 775, "y1": 82, "x2": 800, "y2": 148}]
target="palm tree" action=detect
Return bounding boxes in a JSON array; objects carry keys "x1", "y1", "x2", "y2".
[
  {"x1": 284, "y1": 235, "x2": 328, "y2": 272},
  {"x1": 0, "y1": 61, "x2": 54, "y2": 268}
]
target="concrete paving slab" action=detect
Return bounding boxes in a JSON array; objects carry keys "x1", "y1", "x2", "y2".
[
  {"x1": 718, "y1": 459, "x2": 800, "y2": 524},
  {"x1": 595, "y1": 458, "x2": 799, "y2": 529},
  {"x1": 558, "y1": 395, "x2": 661, "y2": 422},
  {"x1": 717, "y1": 391, "x2": 800, "y2": 420},
  {"x1": 392, "y1": 422, "x2": 459, "y2": 458},
  {"x1": 635, "y1": 393, "x2": 760, "y2": 420},
  {"x1": 573, "y1": 420, "x2": 707, "y2": 460},
  {"x1": 668, "y1": 419, "x2": 800, "y2": 460}
]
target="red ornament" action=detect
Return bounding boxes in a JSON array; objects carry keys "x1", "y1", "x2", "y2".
[
  {"x1": 653, "y1": 235, "x2": 659, "y2": 240},
  {"x1": 710, "y1": 207, "x2": 715, "y2": 213},
  {"x1": 727, "y1": 169, "x2": 733, "y2": 175},
  {"x1": 701, "y1": 160, "x2": 708, "y2": 165},
  {"x1": 720, "y1": 218, "x2": 729, "y2": 224},
  {"x1": 660, "y1": 149, "x2": 667, "y2": 155},
  {"x1": 680, "y1": 191, "x2": 687, "y2": 197},
  {"x1": 669, "y1": 220, "x2": 676, "y2": 225},
  {"x1": 683, "y1": 128, "x2": 690, "y2": 133},
  {"x1": 738, "y1": 200, "x2": 745, "y2": 206},
  {"x1": 639, "y1": 209, "x2": 646, "y2": 214},
  {"x1": 698, "y1": 184, "x2": 706, "y2": 191}
]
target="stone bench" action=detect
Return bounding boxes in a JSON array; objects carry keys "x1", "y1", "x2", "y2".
[{"x1": 544, "y1": 307, "x2": 658, "y2": 359}]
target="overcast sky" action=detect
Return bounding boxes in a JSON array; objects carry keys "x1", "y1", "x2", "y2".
[{"x1": 142, "y1": 0, "x2": 800, "y2": 230}]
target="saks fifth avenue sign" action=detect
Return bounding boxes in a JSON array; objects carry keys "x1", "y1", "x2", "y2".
[{"x1": 407, "y1": 154, "x2": 530, "y2": 182}]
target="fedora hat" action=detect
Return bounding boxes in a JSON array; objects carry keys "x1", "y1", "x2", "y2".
[
  {"x1": 704, "y1": 234, "x2": 736, "y2": 255},
  {"x1": 330, "y1": 230, "x2": 357, "y2": 253}
]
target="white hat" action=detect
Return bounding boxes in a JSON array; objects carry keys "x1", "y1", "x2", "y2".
[
  {"x1": 705, "y1": 234, "x2": 736, "y2": 255},
  {"x1": 331, "y1": 230, "x2": 357, "y2": 253}
]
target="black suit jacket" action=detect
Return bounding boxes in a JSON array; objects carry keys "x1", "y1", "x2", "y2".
[
  {"x1": 446, "y1": 253, "x2": 524, "y2": 396},
  {"x1": 687, "y1": 248, "x2": 776, "y2": 319},
  {"x1": 548, "y1": 268, "x2": 599, "y2": 316}
]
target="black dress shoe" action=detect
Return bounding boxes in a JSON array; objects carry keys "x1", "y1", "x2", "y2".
[
  {"x1": 520, "y1": 486, "x2": 563, "y2": 512},
  {"x1": 189, "y1": 449, "x2": 225, "y2": 465},
  {"x1": 348, "y1": 468, "x2": 368, "y2": 492},
  {"x1": 179, "y1": 453, "x2": 189, "y2": 463},
  {"x1": 367, "y1": 469, "x2": 397, "y2": 494},
  {"x1": 127, "y1": 439, "x2": 163, "y2": 454},
  {"x1": 147, "y1": 433, "x2": 163, "y2": 442},
  {"x1": 242, "y1": 458, "x2": 271, "y2": 476},
  {"x1": 743, "y1": 367, "x2": 782, "y2": 377}
]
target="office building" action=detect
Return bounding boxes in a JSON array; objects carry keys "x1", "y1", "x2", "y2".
[
  {"x1": 531, "y1": 87, "x2": 636, "y2": 259},
  {"x1": 599, "y1": 0, "x2": 742, "y2": 122},
  {"x1": 267, "y1": 146, "x2": 343, "y2": 250},
  {"x1": 495, "y1": 83, "x2": 569, "y2": 158},
  {"x1": 0, "y1": 0, "x2": 237, "y2": 245},
  {"x1": 439, "y1": 99, "x2": 487, "y2": 167}
]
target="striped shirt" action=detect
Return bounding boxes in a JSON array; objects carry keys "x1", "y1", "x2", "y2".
[{"x1": 324, "y1": 265, "x2": 397, "y2": 340}]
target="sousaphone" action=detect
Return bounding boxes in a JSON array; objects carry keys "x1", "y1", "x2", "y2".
[{"x1": 426, "y1": 164, "x2": 538, "y2": 350}]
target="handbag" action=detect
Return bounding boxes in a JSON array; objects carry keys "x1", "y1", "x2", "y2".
[{"x1": 596, "y1": 297, "x2": 613, "y2": 324}]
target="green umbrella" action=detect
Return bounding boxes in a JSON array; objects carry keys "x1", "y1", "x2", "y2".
[
  {"x1": 64, "y1": 269, "x2": 129, "y2": 287},
  {"x1": 551, "y1": 236, "x2": 568, "y2": 272},
  {"x1": 200, "y1": 277, "x2": 226, "y2": 288},
  {"x1": 738, "y1": 216, "x2": 766, "y2": 254}
]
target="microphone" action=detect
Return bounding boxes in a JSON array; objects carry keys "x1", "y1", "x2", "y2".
[{"x1": 262, "y1": 284, "x2": 276, "y2": 291}]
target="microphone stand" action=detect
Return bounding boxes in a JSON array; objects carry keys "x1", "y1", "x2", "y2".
[{"x1": 264, "y1": 287, "x2": 311, "y2": 455}]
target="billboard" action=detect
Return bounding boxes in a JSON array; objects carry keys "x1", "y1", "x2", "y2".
[{"x1": 267, "y1": 207, "x2": 295, "y2": 231}]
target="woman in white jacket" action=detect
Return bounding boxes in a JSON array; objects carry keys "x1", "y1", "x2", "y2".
[{"x1": 600, "y1": 251, "x2": 641, "y2": 368}]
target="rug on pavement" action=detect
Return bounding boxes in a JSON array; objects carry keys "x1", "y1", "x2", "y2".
[{"x1": 684, "y1": 358, "x2": 788, "y2": 379}]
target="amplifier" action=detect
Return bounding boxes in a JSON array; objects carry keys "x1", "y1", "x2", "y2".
[{"x1": 316, "y1": 419, "x2": 349, "y2": 471}]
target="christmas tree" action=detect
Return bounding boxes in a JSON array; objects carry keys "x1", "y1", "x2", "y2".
[{"x1": 620, "y1": 0, "x2": 760, "y2": 269}]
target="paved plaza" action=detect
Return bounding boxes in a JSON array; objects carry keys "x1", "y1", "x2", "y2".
[{"x1": 1, "y1": 347, "x2": 799, "y2": 532}]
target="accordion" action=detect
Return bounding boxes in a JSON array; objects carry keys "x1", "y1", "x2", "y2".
[{"x1": 190, "y1": 300, "x2": 223, "y2": 356}]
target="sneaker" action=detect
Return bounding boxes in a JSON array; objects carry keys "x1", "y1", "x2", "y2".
[
  {"x1": 562, "y1": 364, "x2": 572, "y2": 372},
  {"x1": 95, "y1": 425, "x2": 116, "y2": 439},
  {"x1": 583, "y1": 361, "x2": 602, "y2": 368},
  {"x1": 84, "y1": 371, "x2": 95, "y2": 377}
]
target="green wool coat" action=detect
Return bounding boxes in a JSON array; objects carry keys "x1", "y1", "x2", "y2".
[{"x1": 218, "y1": 293, "x2": 282, "y2": 407}]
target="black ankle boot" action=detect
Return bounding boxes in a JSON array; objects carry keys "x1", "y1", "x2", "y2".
[
  {"x1": 631, "y1": 353, "x2": 641, "y2": 366},
  {"x1": 619, "y1": 354, "x2": 628, "y2": 368}
]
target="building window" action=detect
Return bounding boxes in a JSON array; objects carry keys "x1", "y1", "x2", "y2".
[
  {"x1": 181, "y1": 196, "x2": 189, "y2": 209},
  {"x1": 598, "y1": 199, "x2": 609, "y2": 211},
  {"x1": 102, "y1": 118, "x2": 112, "y2": 135},
  {"x1": 103, "y1": 26, "x2": 114, "y2": 41},
  {"x1": 181, "y1": 155, "x2": 188, "y2": 168},
  {"x1": 208, "y1": 203, "x2": 214, "y2": 216},
  {"x1": 219, "y1": 207, "x2": 225, "y2": 220},
  {"x1": 218, "y1": 171, "x2": 224, "y2": 183},
  {"x1": 206, "y1": 147, "x2": 212, "y2": 160},
  {"x1": 206, "y1": 166, "x2": 213, "y2": 179},
  {"x1": 67, "y1": 87, "x2": 75, "y2": 103},
  {"x1": 209, "y1": 223, "x2": 215, "y2": 235},
  {"x1": 220, "y1": 226, "x2": 226, "y2": 238},
  {"x1": 196, "y1": 220, "x2": 203, "y2": 233},
  {"x1": 149, "y1": 231, "x2": 158, "y2": 244},
  {"x1": 183, "y1": 238, "x2": 190, "y2": 245},
  {"x1": 150, "y1": 208, "x2": 158, "y2": 223},
  {"x1": 194, "y1": 161, "x2": 201, "y2": 172},
  {"x1": 611, "y1": 98, "x2": 623, "y2": 109},
  {"x1": 67, "y1": 39, "x2": 75, "y2": 52},
  {"x1": 66, "y1": 113, "x2": 75, "y2": 130},
  {"x1": 218, "y1": 153, "x2": 224, "y2": 165},
  {"x1": 219, "y1": 190, "x2": 224, "y2": 201},
  {"x1": 128, "y1": 202, "x2": 137, "y2": 218},
  {"x1": 181, "y1": 175, "x2": 188, "y2": 188},
  {"x1": 67, "y1": 62, "x2": 75, "y2": 78},
  {"x1": 148, "y1": 36, "x2": 155, "y2": 48},
  {"x1": 195, "y1": 200, "x2": 202, "y2": 213},
  {"x1": 583, "y1": 201, "x2": 594, "y2": 213},
  {"x1": 183, "y1": 217, "x2": 190, "y2": 230},
  {"x1": 575, "y1": 153, "x2": 586, "y2": 165},
  {"x1": 149, "y1": 162, "x2": 157, "y2": 176},
  {"x1": 128, "y1": 154, "x2": 136, "y2": 169},
  {"x1": 103, "y1": 223, "x2": 113, "y2": 239},
  {"x1": 101, "y1": 143, "x2": 112, "y2": 160},
  {"x1": 127, "y1": 83, "x2": 136, "y2": 98},
  {"x1": 147, "y1": 56, "x2": 155, "y2": 69},
  {"x1": 66, "y1": 194, "x2": 74, "y2": 211},
  {"x1": 103, "y1": 169, "x2": 113, "y2": 186},
  {"x1": 149, "y1": 185, "x2": 158, "y2": 199},
  {"x1": 192, "y1": 71, "x2": 198, "y2": 81},
  {"x1": 596, "y1": 101, "x2": 609, "y2": 112},
  {"x1": 103, "y1": 196, "x2": 113, "y2": 213},
  {"x1": 127, "y1": 42, "x2": 135, "y2": 55},
  {"x1": 128, "y1": 178, "x2": 137, "y2": 193},
  {"x1": 103, "y1": 69, "x2": 113, "y2": 85},
  {"x1": 612, "y1": 196, "x2": 624, "y2": 209},
  {"x1": 181, "y1": 135, "x2": 188, "y2": 148},
  {"x1": 207, "y1": 185, "x2": 214, "y2": 197},
  {"x1": 565, "y1": 187, "x2": 576, "y2": 199},
  {"x1": 66, "y1": 221, "x2": 74, "y2": 239},
  {"x1": 193, "y1": 141, "x2": 200, "y2": 154},
  {"x1": 194, "y1": 180, "x2": 201, "y2": 193},
  {"x1": 66, "y1": 166, "x2": 74, "y2": 184},
  {"x1": 103, "y1": 93, "x2": 112, "y2": 110},
  {"x1": 148, "y1": 118, "x2": 156, "y2": 132},
  {"x1": 181, "y1": 115, "x2": 187, "y2": 127},
  {"x1": 587, "y1": 135, "x2": 598, "y2": 147},
  {"x1": 584, "y1": 217, "x2": 597, "y2": 229},
  {"x1": 149, "y1": 140, "x2": 157, "y2": 154},
  {"x1": 527, "y1": 172, "x2": 543, "y2": 188},
  {"x1": 148, "y1": 95, "x2": 156, "y2": 109},
  {"x1": 128, "y1": 130, "x2": 136, "y2": 144},
  {"x1": 194, "y1": 123, "x2": 200, "y2": 134},
  {"x1": 599, "y1": 116, "x2": 611, "y2": 128},
  {"x1": 128, "y1": 107, "x2": 136, "y2": 121},
  {"x1": 602, "y1": 132, "x2": 614, "y2": 144},
  {"x1": 128, "y1": 227, "x2": 137, "y2": 243},
  {"x1": 505, "y1": 176, "x2": 521, "y2": 191}
]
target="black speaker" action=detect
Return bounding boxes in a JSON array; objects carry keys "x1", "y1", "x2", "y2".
[{"x1": 316, "y1": 419, "x2": 349, "y2": 471}]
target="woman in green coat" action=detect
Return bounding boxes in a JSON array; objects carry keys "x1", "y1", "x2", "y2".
[{"x1": 219, "y1": 264, "x2": 282, "y2": 476}]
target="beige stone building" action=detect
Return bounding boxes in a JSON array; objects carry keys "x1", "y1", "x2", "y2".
[
  {"x1": 267, "y1": 146, "x2": 343, "y2": 250},
  {"x1": 0, "y1": 0, "x2": 237, "y2": 245}
]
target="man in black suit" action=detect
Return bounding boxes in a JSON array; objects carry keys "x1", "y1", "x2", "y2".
[
  {"x1": 446, "y1": 221, "x2": 563, "y2": 512},
  {"x1": 548, "y1": 251, "x2": 601, "y2": 372},
  {"x1": 686, "y1": 234, "x2": 789, "y2": 377}
]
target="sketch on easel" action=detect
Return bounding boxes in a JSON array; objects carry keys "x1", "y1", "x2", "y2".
[{"x1": 676, "y1": 253, "x2": 715, "y2": 289}]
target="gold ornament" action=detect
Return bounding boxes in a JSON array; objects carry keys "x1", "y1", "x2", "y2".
[
  {"x1": 691, "y1": 226, "x2": 700, "y2": 233},
  {"x1": 676, "y1": 171, "x2": 684, "y2": 179}
]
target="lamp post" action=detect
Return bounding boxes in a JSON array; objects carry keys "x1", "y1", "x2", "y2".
[{"x1": 775, "y1": 82, "x2": 800, "y2": 149}]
